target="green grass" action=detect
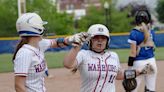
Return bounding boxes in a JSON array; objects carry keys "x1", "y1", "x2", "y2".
[
  {"x1": 45, "y1": 51, "x2": 67, "y2": 68},
  {"x1": 0, "y1": 54, "x2": 13, "y2": 73},
  {"x1": 0, "y1": 47, "x2": 164, "y2": 73}
]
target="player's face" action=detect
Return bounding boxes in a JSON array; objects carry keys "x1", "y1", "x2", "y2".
[
  {"x1": 91, "y1": 35, "x2": 107, "y2": 52},
  {"x1": 29, "y1": 36, "x2": 42, "y2": 44}
]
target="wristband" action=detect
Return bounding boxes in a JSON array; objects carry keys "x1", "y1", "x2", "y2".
[
  {"x1": 128, "y1": 56, "x2": 135, "y2": 66},
  {"x1": 124, "y1": 69, "x2": 136, "y2": 79},
  {"x1": 56, "y1": 38, "x2": 68, "y2": 47}
]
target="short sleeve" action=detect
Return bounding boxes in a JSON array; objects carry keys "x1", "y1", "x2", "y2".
[
  {"x1": 39, "y1": 39, "x2": 53, "y2": 52},
  {"x1": 116, "y1": 53, "x2": 121, "y2": 70},
  {"x1": 128, "y1": 30, "x2": 137, "y2": 44},
  {"x1": 111, "y1": 51, "x2": 121, "y2": 69},
  {"x1": 76, "y1": 50, "x2": 85, "y2": 67},
  {"x1": 14, "y1": 49, "x2": 33, "y2": 76}
]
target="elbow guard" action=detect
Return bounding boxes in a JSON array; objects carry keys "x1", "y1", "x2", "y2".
[{"x1": 128, "y1": 56, "x2": 135, "y2": 66}]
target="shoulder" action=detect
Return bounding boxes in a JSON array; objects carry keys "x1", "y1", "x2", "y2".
[
  {"x1": 39, "y1": 39, "x2": 52, "y2": 45},
  {"x1": 109, "y1": 51, "x2": 118, "y2": 57},
  {"x1": 130, "y1": 28, "x2": 142, "y2": 35},
  {"x1": 106, "y1": 50, "x2": 118, "y2": 58},
  {"x1": 78, "y1": 49, "x2": 89, "y2": 54},
  {"x1": 17, "y1": 47, "x2": 34, "y2": 57}
]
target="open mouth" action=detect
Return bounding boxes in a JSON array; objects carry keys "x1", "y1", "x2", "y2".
[{"x1": 97, "y1": 43, "x2": 102, "y2": 47}]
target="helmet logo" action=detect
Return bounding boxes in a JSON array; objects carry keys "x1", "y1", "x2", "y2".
[
  {"x1": 98, "y1": 28, "x2": 104, "y2": 32},
  {"x1": 27, "y1": 16, "x2": 34, "y2": 23}
]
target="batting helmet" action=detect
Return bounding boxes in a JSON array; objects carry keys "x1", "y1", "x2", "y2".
[
  {"x1": 135, "y1": 10, "x2": 151, "y2": 25},
  {"x1": 87, "y1": 24, "x2": 110, "y2": 50},
  {"x1": 16, "y1": 13, "x2": 47, "y2": 36}
]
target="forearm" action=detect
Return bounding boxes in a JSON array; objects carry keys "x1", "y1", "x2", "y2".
[
  {"x1": 129, "y1": 44, "x2": 137, "y2": 57},
  {"x1": 15, "y1": 76, "x2": 26, "y2": 92},
  {"x1": 15, "y1": 85, "x2": 26, "y2": 92},
  {"x1": 116, "y1": 69, "x2": 138, "y2": 80},
  {"x1": 63, "y1": 46, "x2": 81, "y2": 69},
  {"x1": 51, "y1": 38, "x2": 70, "y2": 48},
  {"x1": 128, "y1": 43, "x2": 137, "y2": 66},
  {"x1": 116, "y1": 70, "x2": 124, "y2": 80}
]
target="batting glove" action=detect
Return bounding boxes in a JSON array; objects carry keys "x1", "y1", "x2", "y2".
[
  {"x1": 67, "y1": 32, "x2": 90, "y2": 47},
  {"x1": 140, "y1": 63, "x2": 155, "y2": 75}
]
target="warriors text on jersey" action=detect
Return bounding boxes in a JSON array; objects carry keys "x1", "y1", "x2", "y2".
[{"x1": 76, "y1": 50, "x2": 120, "y2": 92}]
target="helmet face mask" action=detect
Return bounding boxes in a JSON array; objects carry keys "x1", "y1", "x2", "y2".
[
  {"x1": 135, "y1": 10, "x2": 151, "y2": 25},
  {"x1": 16, "y1": 13, "x2": 47, "y2": 36}
]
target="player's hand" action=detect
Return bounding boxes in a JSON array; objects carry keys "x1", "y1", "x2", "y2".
[
  {"x1": 67, "y1": 32, "x2": 91, "y2": 47},
  {"x1": 140, "y1": 63, "x2": 155, "y2": 75}
]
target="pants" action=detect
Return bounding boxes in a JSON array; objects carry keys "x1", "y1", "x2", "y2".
[{"x1": 132, "y1": 57, "x2": 157, "y2": 92}]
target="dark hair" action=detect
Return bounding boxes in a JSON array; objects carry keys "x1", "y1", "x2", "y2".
[
  {"x1": 135, "y1": 10, "x2": 151, "y2": 25},
  {"x1": 12, "y1": 37, "x2": 30, "y2": 61},
  {"x1": 71, "y1": 68, "x2": 78, "y2": 73}
]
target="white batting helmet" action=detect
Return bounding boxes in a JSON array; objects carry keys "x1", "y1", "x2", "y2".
[
  {"x1": 16, "y1": 13, "x2": 47, "y2": 36},
  {"x1": 87, "y1": 24, "x2": 110, "y2": 49},
  {"x1": 87, "y1": 24, "x2": 110, "y2": 38}
]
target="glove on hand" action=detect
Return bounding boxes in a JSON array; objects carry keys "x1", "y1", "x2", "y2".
[
  {"x1": 122, "y1": 69, "x2": 137, "y2": 91},
  {"x1": 140, "y1": 63, "x2": 155, "y2": 75},
  {"x1": 122, "y1": 78, "x2": 137, "y2": 91},
  {"x1": 67, "y1": 32, "x2": 90, "y2": 47}
]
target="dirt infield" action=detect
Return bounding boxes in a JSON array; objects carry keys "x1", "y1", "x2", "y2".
[{"x1": 0, "y1": 61, "x2": 163, "y2": 92}]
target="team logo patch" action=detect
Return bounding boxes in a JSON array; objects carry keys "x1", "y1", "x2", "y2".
[{"x1": 98, "y1": 28, "x2": 104, "y2": 32}]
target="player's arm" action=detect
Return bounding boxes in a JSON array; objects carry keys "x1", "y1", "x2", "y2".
[
  {"x1": 116, "y1": 69, "x2": 141, "y2": 80},
  {"x1": 129, "y1": 43, "x2": 137, "y2": 57},
  {"x1": 50, "y1": 38, "x2": 70, "y2": 48},
  {"x1": 116, "y1": 63, "x2": 154, "y2": 80},
  {"x1": 63, "y1": 46, "x2": 81, "y2": 69},
  {"x1": 15, "y1": 76, "x2": 26, "y2": 92},
  {"x1": 51, "y1": 32, "x2": 89, "y2": 48},
  {"x1": 128, "y1": 43, "x2": 137, "y2": 66},
  {"x1": 63, "y1": 32, "x2": 90, "y2": 69}
]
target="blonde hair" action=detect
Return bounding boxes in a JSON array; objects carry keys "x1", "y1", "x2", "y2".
[{"x1": 143, "y1": 28, "x2": 150, "y2": 43}]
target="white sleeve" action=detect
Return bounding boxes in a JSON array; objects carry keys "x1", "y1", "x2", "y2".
[
  {"x1": 111, "y1": 51, "x2": 121, "y2": 70},
  {"x1": 76, "y1": 50, "x2": 85, "y2": 67},
  {"x1": 39, "y1": 39, "x2": 54, "y2": 52},
  {"x1": 14, "y1": 49, "x2": 33, "y2": 76},
  {"x1": 115, "y1": 52, "x2": 121, "y2": 71}
]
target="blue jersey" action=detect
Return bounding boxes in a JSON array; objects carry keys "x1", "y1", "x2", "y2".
[{"x1": 128, "y1": 28, "x2": 155, "y2": 60}]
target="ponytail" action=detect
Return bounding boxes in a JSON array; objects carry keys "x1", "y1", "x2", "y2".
[
  {"x1": 143, "y1": 29, "x2": 150, "y2": 43},
  {"x1": 143, "y1": 23, "x2": 152, "y2": 43},
  {"x1": 12, "y1": 37, "x2": 30, "y2": 61}
]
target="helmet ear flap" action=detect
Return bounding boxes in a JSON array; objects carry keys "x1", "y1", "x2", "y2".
[{"x1": 106, "y1": 38, "x2": 110, "y2": 49}]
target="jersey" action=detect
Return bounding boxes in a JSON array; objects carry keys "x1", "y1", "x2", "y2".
[
  {"x1": 14, "y1": 39, "x2": 53, "y2": 92},
  {"x1": 128, "y1": 28, "x2": 155, "y2": 60},
  {"x1": 76, "y1": 50, "x2": 121, "y2": 92}
]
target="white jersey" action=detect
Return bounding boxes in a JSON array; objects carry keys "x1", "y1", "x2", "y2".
[
  {"x1": 76, "y1": 50, "x2": 121, "y2": 92},
  {"x1": 14, "y1": 39, "x2": 53, "y2": 92}
]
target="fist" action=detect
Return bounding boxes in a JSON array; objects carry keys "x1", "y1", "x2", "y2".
[{"x1": 67, "y1": 32, "x2": 91, "y2": 47}]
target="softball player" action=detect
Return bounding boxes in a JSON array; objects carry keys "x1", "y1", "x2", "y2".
[
  {"x1": 63, "y1": 24, "x2": 148, "y2": 92},
  {"x1": 127, "y1": 10, "x2": 157, "y2": 92},
  {"x1": 13, "y1": 12, "x2": 79, "y2": 92}
]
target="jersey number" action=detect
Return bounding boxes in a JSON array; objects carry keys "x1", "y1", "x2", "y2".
[{"x1": 108, "y1": 75, "x2": 116, "y2": 83}]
